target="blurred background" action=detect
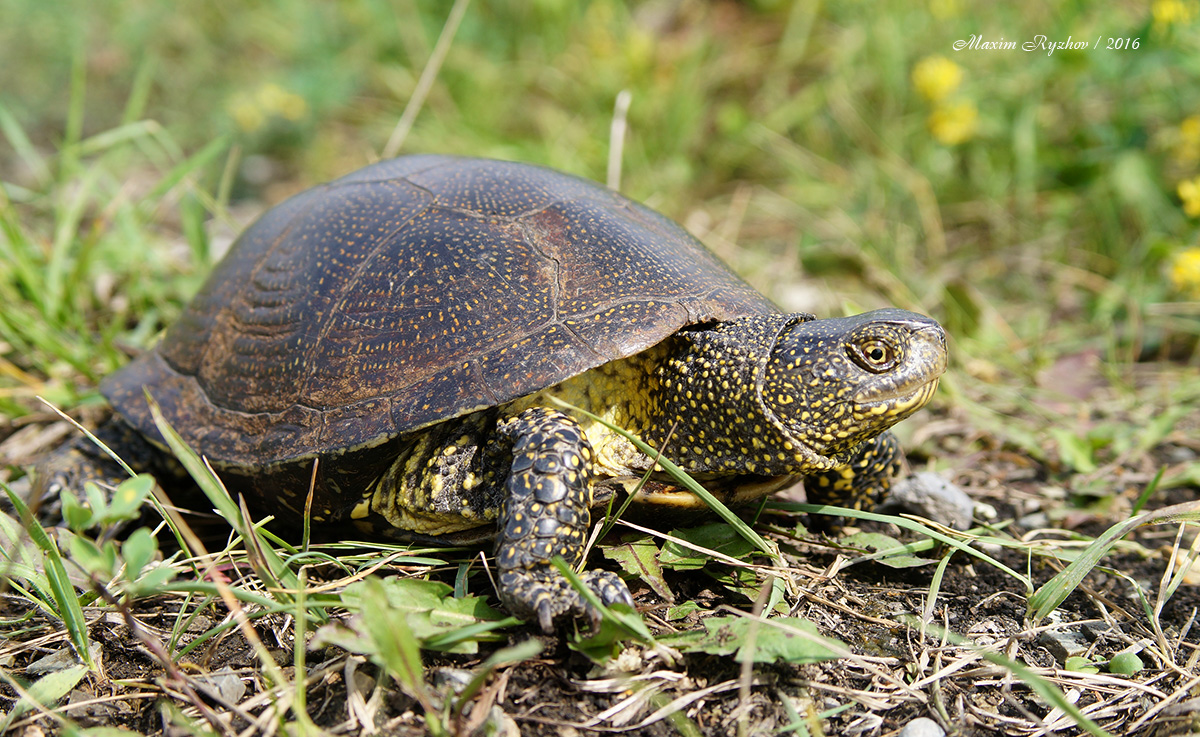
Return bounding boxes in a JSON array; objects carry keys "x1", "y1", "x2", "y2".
[{"x1": 1, "y1": 0, "x2": 1198, "y2": 486}]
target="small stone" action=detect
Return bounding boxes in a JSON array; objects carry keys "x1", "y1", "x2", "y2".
[
  {"x1": 194, "y1": 667, "x2": 247, "y2": 703},
  {"x1": 879, "y1": 472, "x2": 974, "y2": 530},
  {"x1": 433, "y1": 667, "x2": 474, "y2": 693},
  {"x1": 1017, "y1": 512, "x2": 1049, "y2": 530},
  {"x1": 1039, "y1": 628, "x2": 1089, "y2": 662},
  {"x1": 899, "y1": 716, "x2": 946, "y2": 737},
  {"x1": 26, "y1": 646, "x2": 86, "y2": 675}
]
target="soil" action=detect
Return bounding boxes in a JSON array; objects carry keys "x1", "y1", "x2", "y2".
[{"x1": 2, "y1": 407, "x2": 1199, "y2": 736}]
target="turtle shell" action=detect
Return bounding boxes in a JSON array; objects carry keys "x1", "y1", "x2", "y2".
[{"x1": 103, "y1": 155, "x2": 776, "y2": 505}]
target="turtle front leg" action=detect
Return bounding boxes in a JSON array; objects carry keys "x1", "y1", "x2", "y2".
[
  {"x1": 494, "y1": 407, "x2": 634, "y2": 632},
  {"x1": 804, "y1": 430, "x2": 903, "y2": 528}
]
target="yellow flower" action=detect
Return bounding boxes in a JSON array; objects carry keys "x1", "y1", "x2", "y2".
[
  {"x1": 229, "y1": 95, "x2": 266, "y2": 133},
  {"x1": 256, "y1": 83, "x2": 309, "y2": 122},
  {"x1": 1178, "y1": 116, "x2": 1200, "y2": 163},
  {"x1": 227, "y1": 83, "x2": 308, "y2": 133},
  {"x1": 928, "y1": 101, "x2": 978, "y2": 145},
  {"x1": 1169, "y1": 247, "x2": 1200, "y2": 297},
  {"x1": 1178, "y1": 177, "x2": 1200, "y2": 216},
  {"x1": 1153, "y1": 0, "x2": 1197, "y2": 26},
  {"x1": 912, "y1": 56, "x2": 964, "y2": 103}
]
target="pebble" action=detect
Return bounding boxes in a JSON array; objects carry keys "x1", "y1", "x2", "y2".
[
  {"x1": 899, "y1": 716, "x2": 946, "y2": 737},
  {"x1": 879, "y1": 472, "x2": 974, "y2": 530}
]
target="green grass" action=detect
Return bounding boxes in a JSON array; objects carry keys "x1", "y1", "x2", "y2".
[{"x1": 2, "y1": 0, "x2": 1200, "y2": 734}]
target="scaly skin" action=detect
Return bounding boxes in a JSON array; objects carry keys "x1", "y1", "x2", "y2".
[
  {"x1": 805, "y1": 431, "x2": 903, "y2": 526},
  {"x1": 493, "y1": 407, "x2": 634, "y2": 632}
]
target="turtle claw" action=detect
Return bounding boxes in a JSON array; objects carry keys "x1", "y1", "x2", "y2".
[
  {"x1": 805, "y1": 430, "x2": 904, "y2": 532},
  {"x1": 583, "y1": 570, "x2": 634, "y2": 607},
  {"x1": 580, "y1": 569, "x2": 636, "y2": 629},
  {"x1": 495, "y1": 407, "x2": 628, "y2": 632},
  {"x1": 498, "y1": 568, "x2": 634, "y2": 633}
]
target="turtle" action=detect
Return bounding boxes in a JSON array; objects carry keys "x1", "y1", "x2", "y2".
[{"x1": 35, "y1": 155, "x2": 948, "y2": 632}]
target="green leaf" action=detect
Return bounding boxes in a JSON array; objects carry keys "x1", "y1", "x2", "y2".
[
  {"x1": 83, "y1": 482, "x2": 110, "y2": 521},
  {"x1": 704, "y1": 569, "x2": 788, "y2": 613},
  {"x1": 327, "y1": 577, "x2": 508, "y2": 654},
  {"x1": 356, "y1": 578, "x2": 431, "y2": 703},
  {"x1": 66, "y1": 534, "x2": 118, "y2": 579},
  {"x1": 601, "y1": 533, "x2": 672, "y2": 601},
  {"x1": 841, "y1": 531, "x2": 932, "y2": 568},
  {"x1": 1050, "y1": 428, "x2": 1097, "y2": 473},
  {"x1": 661, "y1": 615, "x2": 843, "y2": 664},
  {"x1": 1107, "y1": 651, "x2": 1144, "y2": 675},
  {"x1": 60, "y1": 487, "x2": 95, "y2": 530},
  {"x1": 1064, "y1": 656, "x2": 1100, "y2": 674},
  {"x1": 127, "y1": 566, "x2": 176, "y2": 598},
  {"x1": 0, "y1": 662, "x2": 89, "y2": 733},
  {"x1": 660, "y1": 523, "x2": 756, "y2": 570},
  {"x1": 102, "y1": 474, "x2": 155, "y2": 523},
  {"x1": 342, "y1": 577, "x2": 505, "y2": 623},
  {"x1": 121, "y1": 527, "x2": 157, "y2": 578},
  {"x1": 666, "y1": 601, "x2": 703, "y2": 621}
]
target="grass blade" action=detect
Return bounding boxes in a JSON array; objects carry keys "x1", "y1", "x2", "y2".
[
  {"x1": 144, "y1": 393, "x2": 308, "y2": 614},
  {"x1": 2, "y1": 483, "x2": 93, "y2": 668},
  {"x1": 549, "y1": 397, "x2": 779, "y2": 561},
  {"x1": 1028, "y1": 498, "x2": 1200, "y2": 623}
]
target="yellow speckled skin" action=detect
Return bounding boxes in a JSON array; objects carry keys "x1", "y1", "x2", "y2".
[{"x1": 38, "y1": 156, "x2": 948, "y2": 632}]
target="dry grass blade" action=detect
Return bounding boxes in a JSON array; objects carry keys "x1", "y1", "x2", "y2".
[
  {"x1": 908, "y1": 618, "x2": 1116, "y2": 737},
  {"x1": 381, "y1": 0, "x2": 471, "y2": 158}
]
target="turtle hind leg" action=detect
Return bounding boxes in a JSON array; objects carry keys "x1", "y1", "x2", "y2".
[
  {"x1": 804, "y1": 431, "x2": 903, "y2": 532},
  {"x1": 29, "y1": 416, "x2": 159, "y2": 524},
  {"x1": 494, "y1": 407, "x2": 634, "y2": 633}
]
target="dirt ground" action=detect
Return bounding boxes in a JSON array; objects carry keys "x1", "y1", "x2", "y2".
[{"x1": 3, "y1": 393, "x2": 1199, "y2": 737}]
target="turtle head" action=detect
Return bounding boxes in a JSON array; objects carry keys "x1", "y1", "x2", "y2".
[{"x1": 760, "y1": 309, "x2": 947, "y2": 464}]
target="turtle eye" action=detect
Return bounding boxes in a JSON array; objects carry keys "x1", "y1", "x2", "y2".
[{"x1": 848, "y1": 339, "x2": 898, "y2": 373}]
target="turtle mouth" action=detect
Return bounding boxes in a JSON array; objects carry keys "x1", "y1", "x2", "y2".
[{"x1": 853, "y1": 374, "x2": 941, "y2": 408}]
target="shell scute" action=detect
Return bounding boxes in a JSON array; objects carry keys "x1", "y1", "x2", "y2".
[{"x1": 103, "y1": 156, "x2": 775, "y2": 476}]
